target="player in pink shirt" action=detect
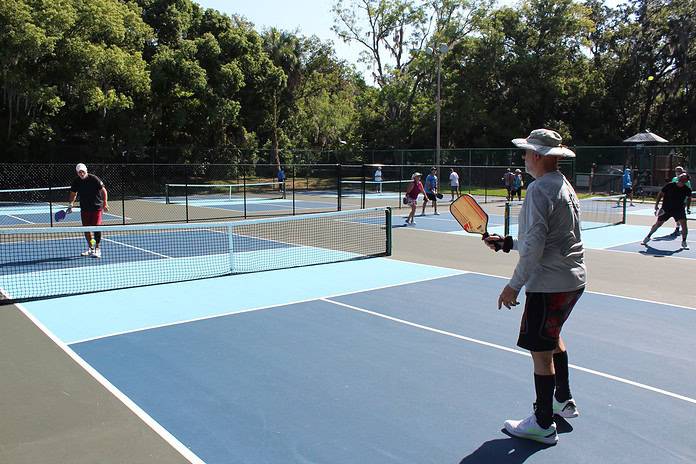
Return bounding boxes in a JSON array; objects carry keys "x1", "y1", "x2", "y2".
[{"x1": 404, "y1": 172, "x2": 426, "y2": 226}]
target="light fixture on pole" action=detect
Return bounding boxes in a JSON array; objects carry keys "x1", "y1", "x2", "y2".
[{"x1": 426, "y1": 43, "x2": 449, "y2": 168}]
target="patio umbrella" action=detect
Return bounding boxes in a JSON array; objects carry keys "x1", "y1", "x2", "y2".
[{"x1": 622, "y1": 130, "x2": 669, "y2": 144}]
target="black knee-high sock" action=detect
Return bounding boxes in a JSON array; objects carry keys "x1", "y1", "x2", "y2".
[
  {"x1": 534, "y1": 374, "x2": 555, "y2": 429},
  {"x1": 553, "y1": 351, "x2": 571, "y2": 402}
]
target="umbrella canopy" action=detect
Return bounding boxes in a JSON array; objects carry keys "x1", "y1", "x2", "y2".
[{"x1": 623, "y1": 130, "x2": 669, "y2": 144}]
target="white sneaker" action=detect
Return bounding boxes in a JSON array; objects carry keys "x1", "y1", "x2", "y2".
[
  {"x1": 504, "y1": 414, "x2": 558, "y2": 445},
  {"x1": 641, "y1": 237, "x2": 650, "y2": 246},
  {"x1": 92, "y1": 248, "x2": 102, "y2": 258},
  {"x1": 81, "y1": 249, "x2": 93, "y2": 257},
  {"x1": 682, "y1": 240, "x2": 689, "y2": 250},
  {"x1": 553, "y1": 398, "x2": 579, "y2": 418},
  {"x1": 434, "y1": 212, "x2": 440, "y2": 215},
  {"x1": 408, "y1": 221, "x2": 416, "y2": 226}
]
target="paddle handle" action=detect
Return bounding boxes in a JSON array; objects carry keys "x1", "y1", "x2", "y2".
[{"x1": 482, "y1": 232, "x2": 502, "y2": 251}]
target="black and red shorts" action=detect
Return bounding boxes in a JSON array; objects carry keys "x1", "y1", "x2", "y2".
[
  {"x1": 81, "y1": 210, "x2": 103, "y2": 226},
  {"x1": 517, "y1": 288, "x2": 584, "y2": 352}
]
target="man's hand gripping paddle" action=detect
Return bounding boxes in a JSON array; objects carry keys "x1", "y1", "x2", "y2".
[{"x1": 449, "y1": 194, "x2": 505, "y2": 251}]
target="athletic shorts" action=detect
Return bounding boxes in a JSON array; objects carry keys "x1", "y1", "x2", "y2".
[
  {"x1": 623, "y1": 187, "x2": 633, "y2": 195},
  {"x1": 426, "y1": 192, "x2": 437, "y2": 201},
  {"x1": 450, "y1": 185, "x2": 459, "y2": 191},
  {"x1": 517, "y1": 288, "x2": 584, "y2": 352},
  {"x1": 81, "y1": 210, "x2": 103, "y2": 226},
  {"x1": 405, "y1": 196, "x2": 418, "y2": 206},
  {"x1": 658, "y1": 208, "x2": 686, "y2": 222}
]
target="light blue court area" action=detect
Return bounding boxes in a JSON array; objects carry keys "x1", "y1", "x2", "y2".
[
  {"x1": 24, "y1": 268, "x2": 695, "y2": 463},
  {"x1": 22, "y1": 258, "x2": 462, "y2": 344},
  {"x1": 0, "y1": 205, "x2": 123, "y2": 226}
]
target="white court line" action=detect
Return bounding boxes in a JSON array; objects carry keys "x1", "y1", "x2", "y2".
[
  {"x1": 102, "y1": 238, "x2": 172, "y2": 259},
  {"x1": 322, "y1": 298, "x2": 696, "y2": 405},
  {"x1": 6, "y1": 214, "x2": 33, "y2": 224},
  {"x1": 12, "y1": 301, "x2": 206, "y2": 464}
]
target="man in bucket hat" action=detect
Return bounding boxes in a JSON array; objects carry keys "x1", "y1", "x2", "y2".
[{"x1": 482, "y1": 129, "x2": 586, "y2": 445}]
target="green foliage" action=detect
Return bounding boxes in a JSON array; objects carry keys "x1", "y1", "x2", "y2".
[{"x1": 2, "y1": 0, "x2": 695, "y2": 163}]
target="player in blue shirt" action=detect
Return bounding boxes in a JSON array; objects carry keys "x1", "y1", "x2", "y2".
[
  {"x1": 420, "y1": 167, "x2": 439, "y2": 215},
  {"x1": 618, "y1": 167, "x2": 634, "y2": 207}
]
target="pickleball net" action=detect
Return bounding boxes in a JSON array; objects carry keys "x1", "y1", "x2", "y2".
[
  {"x1": 504, "y1": 194, "x2": 626, "y2": 235},
  {"x1": 0, "y1": 186, "x2": 71, "y2": 207},
  {"x1": 165, "y1": 182, "x2": 284, "y2": 204},
  {"x1": 0, "y1": 207, "x2": 392, "y2": 303}
]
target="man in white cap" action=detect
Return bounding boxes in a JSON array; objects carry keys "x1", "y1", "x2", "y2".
[
  {"x1": 67, "y1": 163, "x2": 109, "y2": 258},
  {"x1": 482, "y1": 129, "x2": 586, "y2": 445}
]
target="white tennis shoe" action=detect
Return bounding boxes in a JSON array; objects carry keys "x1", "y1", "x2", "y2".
[
  {"x1": 553, "y1": 398, "x2": 579, "y2": 418},
  {"x1": 92, "y1": 248, "x2": 102, "y2": 258},
  {"x1": 504, "y1": 414, "x2": 558, "y2": 445},
  {"x1": 681, "y1": 240, "x2": 689, "y2": 250},
  {"x1": 81, "y1": 249, "x2": 93, "y2": 257}
]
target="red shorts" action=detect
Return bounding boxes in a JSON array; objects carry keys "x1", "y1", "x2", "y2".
[
  {"x1": 81, "y1": 210, "x2": 103, "y2": 226},
  {"x1": 517, "y1": 288, "x2": 584, "y2": 352}
]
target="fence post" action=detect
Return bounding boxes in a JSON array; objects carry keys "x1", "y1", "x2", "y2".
[
  {"x1": 121, "y1": 163, "x2": 126, "y2": 225},
  {"x1": 361, "y1": 164, "x2": 367, "y2": 209},
  {"x1": 184, "y1": 163, "x2": 189, "y2": 223},
  {"x1": 337, "y1": 164, "x2": 342, "y2": 211}
]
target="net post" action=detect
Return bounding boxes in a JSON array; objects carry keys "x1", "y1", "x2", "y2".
[
  {"x1": 385, "y1": 207, "x2": 392, "y2": 256},
  {"x1": 621, "y1": 194, "x2": 627, "y2": 225},
  {"x1": 504, "y1": 202, "x2": 511, "y2": 236},
  {"x1": 337, "y1": 164, "x2": 342, "y2": 211},
  {"x1": 292, "y1": 165, "x2": 296, "y2": 216}
]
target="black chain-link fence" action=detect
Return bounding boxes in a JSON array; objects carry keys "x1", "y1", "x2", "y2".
[{"x1": 2, "y1": 148, "x2": 695, "y2": 228}]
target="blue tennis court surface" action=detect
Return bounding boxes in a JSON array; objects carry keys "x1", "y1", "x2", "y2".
[{"x1": 18, "y1": 259, "x2": 696, "y2": 463}]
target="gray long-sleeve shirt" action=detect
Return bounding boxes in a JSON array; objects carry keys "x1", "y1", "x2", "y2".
[{"x1": 509, "y1": 170, "x2": 586, "y2": 292}]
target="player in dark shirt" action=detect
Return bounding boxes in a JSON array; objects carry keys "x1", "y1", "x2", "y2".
[
  {"x1": 641, "y1": 173, "x2": 691, "y2": 249},
  {"x1": 67, "y1": 163, "x2": 109, "y2": 258}
]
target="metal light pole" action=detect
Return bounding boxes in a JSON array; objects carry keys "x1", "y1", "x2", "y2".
[{"x1": 427, "y1": 43, "x2": 449, "y2": 168}]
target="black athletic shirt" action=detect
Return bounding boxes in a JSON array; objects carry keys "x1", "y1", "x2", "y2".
[
  {"x1": 661, "y1": 182, "x2": 692, "y2": 211},
  {"x1": 70, "y1": 174, "x2": 105, "y2": 211}
]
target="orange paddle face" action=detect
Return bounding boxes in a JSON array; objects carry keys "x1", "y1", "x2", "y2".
[{"x1": 449, "y1": 194, "x2": 490, "y2": 237}]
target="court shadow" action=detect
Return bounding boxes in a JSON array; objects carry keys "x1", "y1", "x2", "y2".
[
  {"x1": 458, "y1": 435, "x2": 552, "y2": 464},
  {"x1": 639, "y1": 245, "x2": 686, "y2": 257},
  {"x1": 651, "y1": 233, "x2": 679, "y2": 242},
  {"x1": 458, "y1": 418, "x2": 573, "y2": 464},
  {"x1": 0, "y1": 256, "x2": 82, "y2": 268}
]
